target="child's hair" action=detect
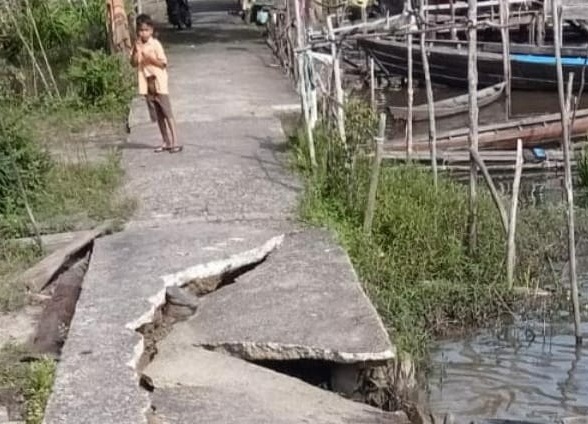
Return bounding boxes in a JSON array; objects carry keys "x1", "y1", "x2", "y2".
[{"x1": 136, "y1": 13, "x2": 154, "y2": 28}]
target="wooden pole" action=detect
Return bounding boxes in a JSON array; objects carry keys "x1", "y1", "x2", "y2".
[
  {"x1": 294, "y1": 0, "x2": 317, "y2": 167},
  {"x1": 361, "y1": 4, "x2": 367, "y2": 34},
  {"x1": 327, "y1": 15, "x2": 346, "y2": 145},
  {"x1": 468, "y1": 0, "x2": 479, "y2": 254},
  {"x1": 450, "y1": 0, "x2": 457, "y2": 40},
  {"x1": 370, "y1": 57, "x2": 376, "y2": 110},
  {"x1": 499, "y1": 0, "x2": 511, "y2": 119},
  {"x1": 419, "y1": 0, "x2": 437, "y2": 188},
  {"x1": 468, "y1": 149, "x2": 509, "y2": 235},
  {"x1": 364, "y1": 113, "x2": 386, "y2": 234},
  {"x1": 506, "y1": 139, "x2": 523, "y2": 289},
  {"x1": 406, "y1": 1, "x2": 414, "y2": 160},
  {"x1": 553, "y1": 0, "x2": 582, "y2": 346}
]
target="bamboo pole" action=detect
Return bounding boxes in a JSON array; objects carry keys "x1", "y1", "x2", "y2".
[
  {"x1": 468, "y1": 149, "x2": 509, "y2": 235},
  {"x1": 23, "y1": 0, "x2": 60, "y2": 98},
  {"x1": 468, "y1": 0, "x2": 479, "y2": 253},
  {"x1": 10, "y1": 158, "x2": 43, "y2": 254},
  {"x1": 499, "y1": 0, "x2": 511, "y2": 119},
  {"x1": 361, "y1": 4, "x2": 367, "y2": 34},
  {"x1": 506, "y1": 139, "x2": 523, "y2": 289},
  {"x1": 364, "y1": 113, "x2": 386, "y2": 234},
  {"x1": 553, "y1": 0, "x2": 582, "y2": 346},
  {"x1": 419, "y1": 0, "x2": 437, "y2": 189},
  {"x1": 327, "y1": 15, "x2": 346, "y2": 145},
  {"x1": 406, "y1": 1, "x2": 414, "y2": 160},
  {"x1": 370, "y1": 57, "x2": 376, "y2": 110},
  {"x1": 1, "y1": 0, "x2": 52, "y2": 96},
  {"x1": 294, "y1": 0, "x2": 317, "y2": 167}
]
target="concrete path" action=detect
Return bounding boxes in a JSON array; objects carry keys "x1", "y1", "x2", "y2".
[{"x1": 43, "y1": 1, "x2": 400, "y2": 423}]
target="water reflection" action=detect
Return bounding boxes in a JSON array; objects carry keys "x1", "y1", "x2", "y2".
[{"x1": 425, "y1": 322, "x2": 588, "y2": 422}]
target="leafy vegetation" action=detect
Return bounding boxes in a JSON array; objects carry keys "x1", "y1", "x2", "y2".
[
  {"x1": 291, "y1": 101, "x2": 587, "y2": 362},
  {"x1": 0, "y1": 0, "x2": 136, "y2": 307},
  {"x1": 0, "y1": 345, "x2": 55, "y2": 424}
]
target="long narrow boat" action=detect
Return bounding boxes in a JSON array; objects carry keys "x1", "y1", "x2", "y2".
[
  {"x1": 359, "y1": 38, "x2": 588, "y2": 90},
  {"x1": 385, "y1": 109, "x2": 588, "y2": 152},
  {"x1": 388, "y1": 82, "x2": 505, "y2": 121}
]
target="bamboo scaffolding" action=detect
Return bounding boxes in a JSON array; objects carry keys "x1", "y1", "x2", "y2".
[
  {"x1": 364, "y1": 114, "x2": 386, "y2": 234},
  {"x1": 294, "y1": 0, "x2": 317, "y2": 167},
  {"x1": 553, "y1": 0, "x2": 582, "y2": 346},
  {"x1": 406, "y1": 1, "x2": 414, "y2": 160},
  {"x1": 419, "y1": 0, "x2": 438, "y2": 188},
  {"x1": 468, "y1": 0, "x2": 479, "y2": 253},
  {"x1": 499, "y1": 0, "x2": 511, "y2": 119},
  {"x1": 506, "y1": 139, "x2": 523, "y2": 288},
  {"x1": 327, "y1": 15, "x2": 346, "y2": 145}
]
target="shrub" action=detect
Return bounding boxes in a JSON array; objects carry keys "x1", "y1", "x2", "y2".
[
  {"x1": 0, "y1": 108, "x2": 51, "y2": 218},
  {"x1": 67, "y1": 48, "x2": 134, "y2": 110}
]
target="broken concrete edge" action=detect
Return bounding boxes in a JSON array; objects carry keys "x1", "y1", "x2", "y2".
[
  {"x1": 22, "y1": 220, "x2": 116, "y2": 293},
  {"x1": 198, "y1": 341, "x2": 396, "y2": 364},
  {"x1": 340, "y1": 243, "x2": 396, "y2": 356},
  {"x1": 124, "y1": 234, "x2": 286, "y2": 370}
]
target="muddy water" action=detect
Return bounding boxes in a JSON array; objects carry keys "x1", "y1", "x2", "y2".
[
  {"x1": 424, "y1": 320, "x2": 588, "y2": 422},
  {"x1": 422, "y1": 263, "x2": 588, "y2": 422}
]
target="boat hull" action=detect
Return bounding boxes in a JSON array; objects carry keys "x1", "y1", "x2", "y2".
[{"x1": 360, "y1": 38, "x2": 587, "y2": 90}]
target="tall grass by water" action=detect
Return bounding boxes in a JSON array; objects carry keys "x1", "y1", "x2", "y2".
[{"x1": 291, "y1": 101, "x2": 588, "y2": 362}]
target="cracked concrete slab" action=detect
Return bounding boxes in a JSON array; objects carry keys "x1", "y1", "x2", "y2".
[
  {"x1": 43, "y1": 222, "x2": 283, "y2": 424},
  {"x1": 145, "y1": 344, "x2": 409, "y2": 424},
  {"x1": 158, "y1": 229, "x2": 394, "y2": 363}
]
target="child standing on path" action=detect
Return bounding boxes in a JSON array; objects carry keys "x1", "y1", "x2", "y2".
[{"x1": 131, "y1": 14, "x2": 182, "y2": 153}]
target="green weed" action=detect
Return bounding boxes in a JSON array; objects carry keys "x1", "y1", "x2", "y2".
[
  {"x1": 292, "y1": 101, "x2": 581, "y2": 362},
  {"x1": 24, "y1": 358, "x2": 56, "y2": 424},
  {"x1": 68, "y1": 48, "x2": 134, "y2": 110},
  {"x1": 0, "y1": 345, "x2": 55, "y2": 424}
]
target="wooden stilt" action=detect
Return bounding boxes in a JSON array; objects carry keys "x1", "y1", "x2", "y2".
[
  {"x1": 499, "y1": 0, "x2": 511, "y2": 119},
  {"x1": 406, "y1": 0, "x2": 414, "y2": 160},
  {"x1": 506, "y1": 139, "x2": 523, "y2": 289},
  {"x1": 468, "y1": 0, "x2": 479, "y2": 254},
  {"x1": 553, "y1": 0, "x2": 583, "y2": 346},
  {"x1": 419, "y1": 0, "x2": 437, "y2": 188},
  {"x1": 364, "y1": 113, "x2": 386, "y2": 234},
  {"x1": 294, "y1": 0, "x2": 316, "y2": 167}
]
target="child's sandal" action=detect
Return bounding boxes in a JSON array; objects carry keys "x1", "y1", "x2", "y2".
[
  {"x1": 154, "y1": 146, "x2": 169, "y2": 153},
  {"x1": 169, "y1": 146, "x2": 183, "y2": 154}
]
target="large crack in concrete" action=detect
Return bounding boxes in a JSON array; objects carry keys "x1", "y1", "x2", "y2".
[
  {"x1": 126, "y1": 234, "x2": 284, "y2": 423},
  {"x1": 134, "y1": 229, "x2": 417, "y2": 421}
]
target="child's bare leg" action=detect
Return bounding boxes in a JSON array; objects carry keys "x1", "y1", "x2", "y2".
[
  {"x1": 156, "y1": 113, "x2": 171, "y2": 148},
  {"x1": 166, "y1": 116, "x2": 178, "y2": 147}
]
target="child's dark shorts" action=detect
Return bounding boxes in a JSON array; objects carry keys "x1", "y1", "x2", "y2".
[{"x1": 146, "y1": 92, "x2": 173, "y2": 122}]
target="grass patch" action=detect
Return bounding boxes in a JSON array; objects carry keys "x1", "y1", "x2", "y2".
[
  {"x1": 0, "y1": 151, "x2": 135, "y2": 313},
  {"x1": 1, "y1": 151, "x2": 135, "y2": 238},
  {"x1": 0, "y1": 344, "x2": 55, "y2": 424},
  {"x1": 291, "y1": 102, "x2": 586, "y2": 362}
]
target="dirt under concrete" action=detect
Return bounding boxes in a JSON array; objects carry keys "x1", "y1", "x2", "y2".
[{"x1": 0, "y1": 249, "x2": 92, "y2": 422}]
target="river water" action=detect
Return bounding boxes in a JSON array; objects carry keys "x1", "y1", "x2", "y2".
[{"x1": 424, "y1": 320, "x2": 588, "y2": 422}]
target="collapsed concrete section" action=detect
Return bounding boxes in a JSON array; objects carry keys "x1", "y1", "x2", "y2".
[
  {"x1": 162, "y1": 228, "x2": 394, "y2": 364},
  {"x1": 145, "y1": 344, "x2": 409, "y2": 424},
  {"x1": 43, "y1": 222, "x2": 284, "y2": 424}
]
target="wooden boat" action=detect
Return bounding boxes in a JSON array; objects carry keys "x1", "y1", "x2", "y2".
[
  {"x1": 385, "y1": 109, "x2": 588, "y2": 152},
  {"x1": 388, "y1": 82, "x2": 505, "y2": 121},
  {"x1": 359, "y1": 38, "x2": 588, "y2": 90}
]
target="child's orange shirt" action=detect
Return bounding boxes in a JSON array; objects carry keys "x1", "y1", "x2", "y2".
[{"x1": 137, "y1": 37, "x2": 169, "y2": 95}]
